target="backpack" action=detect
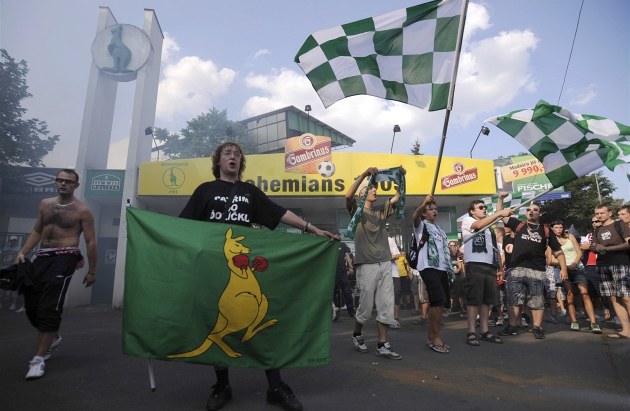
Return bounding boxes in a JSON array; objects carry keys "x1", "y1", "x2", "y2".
[{"x1": 408, "y1": 223, "x2": 429, "y2": 270}]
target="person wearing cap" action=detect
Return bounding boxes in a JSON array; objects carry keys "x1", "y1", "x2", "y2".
[{"x1": 346, "y1": 166, "x2": 405, "y2": 360}]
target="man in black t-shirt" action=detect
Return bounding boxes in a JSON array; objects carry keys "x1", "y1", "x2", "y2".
[
  {"x1": 496, "y1": 200, "x2": 567, "y2": 340},
  {"x1": 180, "y1": 142, "x2": 338, "y2": 411}
]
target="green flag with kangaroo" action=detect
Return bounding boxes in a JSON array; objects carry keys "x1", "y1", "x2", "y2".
[{"x1": 122, "y1": 208, "x2": 337, "y2": 369}]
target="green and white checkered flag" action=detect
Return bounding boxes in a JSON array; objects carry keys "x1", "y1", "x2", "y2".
[
  {"x1": 486, "y1": 100, "x2": 630, "y2": 187},
  {"x1": 295, "y1": 0, "x2": 465, "y2": 110}
]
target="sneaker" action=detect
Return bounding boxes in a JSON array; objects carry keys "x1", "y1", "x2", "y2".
[
  {"x1": 498, "y1": 325, "x2": 519, "y2": 336},
  {"x1": 352, "y1": 335, "x2": 368, "y2": 353},
  {"x1": 15, "y1": 306, "x2": 25, "y2": 313},
  {"x1": 267, "y1": 381, "x2": 303, "y2": 411},
  {"x1": 590, "y1": 323, "x2": 602, "y2": 334},
  {"x1": 9, "y1": 303, "x2": 16, "y2": 310},
  {"x1": 206, "y1": 384, "x2": 232, "y2": 411},
  {"x1": 25, "y1": 357, "x2": 45, "y2": 380},
  {"x1": 375, "y1": 342, "x2": 402, "y2": 360},
  {"x1": 532, "y1": 326, "x2": 545, "y2": 339},
  {"x1": 390, "y1": 319, "x2": 401, "y2": 329},
  {"x1": 44, "y1": 335, "x2": 63, "y2": 360},
  {"x1": 520, "y1": 317, "x2": 529, "y2": 328},
  {"x1": 495, "y1": 317, "x2": 504, "y2": 327},
  {"x1": 570, "y1": 322, "x2": 580, "y2": 331}
]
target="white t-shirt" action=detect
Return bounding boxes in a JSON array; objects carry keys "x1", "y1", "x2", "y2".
[
  {"x1": 415, "y1": 220, "x2": 450, "y2": 272},
  {"x1": 388, "y1": 237, "x2": 400, "y2": 278},
  {"x1": 461, "y1": 215, "x2": 494, "y2": 264}
]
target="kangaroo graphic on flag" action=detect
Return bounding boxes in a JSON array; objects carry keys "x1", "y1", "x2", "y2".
[{"x1": 168, "y1": 228, "x2": 276, "y2": 359}]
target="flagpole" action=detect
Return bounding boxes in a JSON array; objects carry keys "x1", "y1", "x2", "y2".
[
  {"x1": 430, "y1": 0, "x2": 470, "y2": 195},
  {"x1": 148, "y1": 359, "x2": 156, "y2": 392},
  {"x1": 463, "y1": 187, "x2": 556, "y2": 243}
]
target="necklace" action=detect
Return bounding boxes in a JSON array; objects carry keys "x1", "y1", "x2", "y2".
[
  {"x1": 526, "y1": 222, "x2": 540, "y2": 236},
  {"x1": 57, "y1": 199, "x2": 75, "y2": 208}
]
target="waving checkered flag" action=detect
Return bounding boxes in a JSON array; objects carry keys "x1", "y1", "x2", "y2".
[
  {"x1": 486, "y1": 100, "x2": 630, "y2": 187},
  {"x1": 295, "y1": 0, "x2": 465, "y2": 110}
]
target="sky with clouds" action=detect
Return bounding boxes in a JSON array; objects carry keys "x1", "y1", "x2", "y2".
[{"x1": 1, "y1": 0, "x2": 628, "y2": 200}]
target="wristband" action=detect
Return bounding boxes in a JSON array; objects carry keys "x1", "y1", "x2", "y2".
[{"x1": 303, "y1": 222, "x2": 310, "y2": 232}]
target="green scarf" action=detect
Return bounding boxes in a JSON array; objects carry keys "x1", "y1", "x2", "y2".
[{"x1": 345, "y1": 167, "x2": 406, "y2": 239}]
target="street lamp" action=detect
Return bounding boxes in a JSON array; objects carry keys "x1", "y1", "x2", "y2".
[
  {"x1": 469, "y1": 125, "x2": 490, "y2": 158},
  {"x1": 145, "y1": 126, "x2": 160, "y2": 161},
  {"x1": 305, "y1": 105, "x2": 312, "y2": 132},
  {"x1": 390, "y1": 125, "x2": 401, "y2": 153}
]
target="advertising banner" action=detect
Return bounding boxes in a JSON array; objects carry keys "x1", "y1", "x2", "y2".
[
  {"x1": 138, "y1": 153, "x2": 497, "y2": 197},
  {"x1": 284, "y1": 134, "x2": 332, "y2": 175}
]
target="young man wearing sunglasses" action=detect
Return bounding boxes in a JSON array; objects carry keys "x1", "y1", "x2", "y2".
[
  {"x1": 497, "y1": 201, "x2": 567, "y2": 339},
  {"x1": 461, "y1": 193, "x2": 513, "y2": 346},
  {"x1": 16, "y1": 169, "x2": 97, "y2": 380}
]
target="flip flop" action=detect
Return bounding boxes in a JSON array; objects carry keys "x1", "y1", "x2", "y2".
[
  {"x1": 426, "y1": 342, "x2": 451, "y2": 350},
  {"x1": 427, "y1": 343, "x2": 450, "y2": 353},
  {"x1": 607, "y1": 333, "x2": 630, "y2": 339}
]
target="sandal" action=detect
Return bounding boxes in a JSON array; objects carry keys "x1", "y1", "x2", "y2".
[
  {"x1": 480, "y1": 331, "x2": 503, "y2": 344},
  {"x1": 427, "y1": 343, "x2": 450, "y2": 353},
  {"x1": 466, "y1": 332, "x2": 480, "y2": 346}
]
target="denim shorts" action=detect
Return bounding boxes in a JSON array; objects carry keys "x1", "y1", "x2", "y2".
[{"x1": 567, "y1": 263, "x2": 588, "y2": 284}]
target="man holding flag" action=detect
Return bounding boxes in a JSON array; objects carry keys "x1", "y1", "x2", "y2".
[
  {"x1": 179, "y1": 142, "x2": 337, "y2": 411},
  {"x1": 496, "y1": 200, "x2": 567, "y2": 340},
  {"x1": 345, "y1": 167, "x2": 405, "y2": 360}
]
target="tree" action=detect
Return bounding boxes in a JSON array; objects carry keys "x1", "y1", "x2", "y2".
[
  {"x1": 0, "y1": 49, "x2": 59, "y2": 176},
  {"x1": 154, "y1": 108, "x2": 253, "y2": 159},
  {"x1": 539, "y1": 171, "x2": 621, "y2": 235}
]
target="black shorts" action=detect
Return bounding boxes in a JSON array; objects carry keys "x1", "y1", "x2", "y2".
[
  {"x1": 464, "y1": 262, "x2": 498, "y2": 306},
  {"x1": 24, "y1": 254, "x2": 79, "y2": 332},
  {"x1": 419, "y1": 268, "x2": 450, "y2": 308}
]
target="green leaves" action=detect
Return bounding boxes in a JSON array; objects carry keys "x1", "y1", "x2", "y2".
[{"x1": 0, "y1": 49, "x2": 58, "y2": 175}]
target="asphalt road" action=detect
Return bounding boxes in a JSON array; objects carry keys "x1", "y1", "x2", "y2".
[{"x1": 1, "y1": 305, "x2": 629, "y2": 411}]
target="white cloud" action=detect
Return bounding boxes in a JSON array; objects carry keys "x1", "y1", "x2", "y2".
[
  {"x1": 156, "y1": 55, "x2": 237, "y2": 125},
  {"x1": 161, "y1": 32, "x2": 180, "y2": 63},
  {"x1": 240, "y1": 3, "x2": 539, "y2": 154},
  {"x1": 155, "y1": 34, "x2": 237, "y2": 127},
  {"x1": 567, "y1": 84, "x2": 597, "y2": 107},
  {"x1": 254, "y1": 49, "x2": 270, "y2": 58}
]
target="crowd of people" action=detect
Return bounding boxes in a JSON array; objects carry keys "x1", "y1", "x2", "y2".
[
  {"x1": 6, "y1": 150, "x2": 630, "y2": 411},
  {"x1": 339, "y1": 175, "x2": 630, "y2": 364}
]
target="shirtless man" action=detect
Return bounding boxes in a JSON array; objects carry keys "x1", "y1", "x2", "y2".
[{"x1": 16, "y1": 169, "x2": 97, "y2": 380}]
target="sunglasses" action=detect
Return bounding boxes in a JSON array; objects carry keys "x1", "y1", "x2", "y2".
[
  {"x1": 55, "y1": 178, "x2": 77, "y2": 184},
  {"x1": 526, "y1": 208, "x2": 540, "y2": 212},
  {"x1": 221, "y1": 150, "x2": 242, "y2": 158},
  {"x1": 476, "y1": 205, "x2": 487, "y2": 210}
]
